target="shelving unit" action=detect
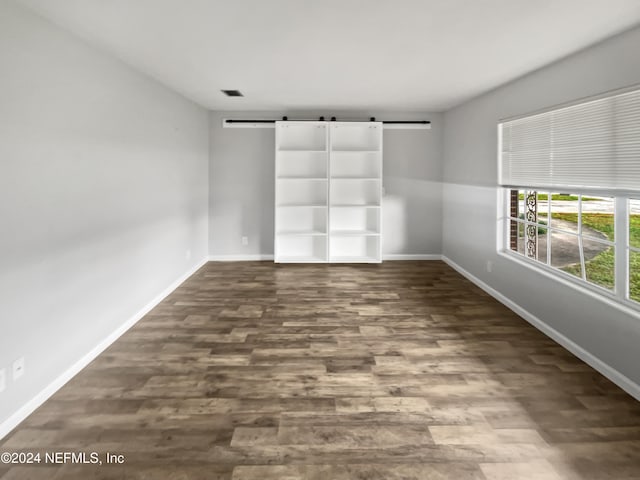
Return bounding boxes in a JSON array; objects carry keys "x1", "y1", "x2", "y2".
[
  {"x1": 275, "y1": 122, "x2": 329, "y2": 262},
  {"x1": 329, "y1": 122, "x2": 382, "y2": 263},
  {"x1": 275, "y1": 121, "x2": 382, "y2": 264}
]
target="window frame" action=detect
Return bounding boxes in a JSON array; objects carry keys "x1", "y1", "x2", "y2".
[
  {"x1": 627, "y1": 198, "x2": 640, "y2": 303},
  {"x1": 498, "y1": 188, "x2": 640, "y2": 313}
]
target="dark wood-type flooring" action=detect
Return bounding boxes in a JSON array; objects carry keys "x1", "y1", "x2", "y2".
[{"x1": 1, "y1": 261, "x2": 640, "y2": 479}]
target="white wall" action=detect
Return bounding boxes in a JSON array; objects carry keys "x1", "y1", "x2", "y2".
[
  {"x1": 0, "y1": 1, "x2": 209, "y2": 429},
  {"x1": 209, "y1": 111, "x2": 443, "y2": 258},
  {"x1": 442, "y1": 26, "x2": 640, "y2": 389}
]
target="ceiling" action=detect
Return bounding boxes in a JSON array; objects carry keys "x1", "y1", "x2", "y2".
[{"x1": 15, "y1": 0, "x2": 640, "y2": 112}]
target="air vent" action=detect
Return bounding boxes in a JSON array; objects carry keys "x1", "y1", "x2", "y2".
[{"x1": 222, "y1": 89, "x2": 243, "y2": 97}]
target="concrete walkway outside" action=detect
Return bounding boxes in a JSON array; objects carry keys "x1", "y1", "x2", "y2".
[{"x1": 518, "y1": 219, "x2": 610, "y2": 267}]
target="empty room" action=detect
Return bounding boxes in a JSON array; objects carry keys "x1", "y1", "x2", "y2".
[{"x1": 2, "y1": 0, "x2": 640, "y2": 479}]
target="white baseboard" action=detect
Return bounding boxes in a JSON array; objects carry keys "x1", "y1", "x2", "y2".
[
  {"x1": 441, "y1": 256, "x2": 640, "y2": 402},
  {"x1": 208, "y1": 254, "x2": 442, "y2": 262},
  {"x1": 209, "y1": 254, "x2": 274, "y2": 261},
  {"x1": 0, "y1": 257, "x2": 208, "y2": 441},
  {"x1": 383, "y1": 254, "x2": 443, "y2": 261}
]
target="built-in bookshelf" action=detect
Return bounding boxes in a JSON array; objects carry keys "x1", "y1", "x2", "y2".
[
  {"x1": 329, "y1": 123, "x2": 382, "y2": 263},
  {"x1": 275, "y1": 122, "x2": 329, "y2": 262},
  {"x1": 275, "y1": 121, "x2": 382, "y2": 263}
]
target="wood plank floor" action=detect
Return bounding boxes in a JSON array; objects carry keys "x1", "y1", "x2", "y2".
[{"x1": 1, "y1": 261, "x2": 639, "y2": 479}]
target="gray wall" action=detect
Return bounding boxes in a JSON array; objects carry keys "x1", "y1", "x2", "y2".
[
  {"x1": 209, "y1": 111, "x2": 443, "y2": 258},
  {"x1": 0, "y1": 1, "x2": 209, "y2": 426},
  {"x1": 442, "y1": 26, "x2": 640, "y2": 386}
]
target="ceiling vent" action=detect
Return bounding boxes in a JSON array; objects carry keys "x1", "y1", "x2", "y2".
[{"x1": 221, "y1": 89, "x2": 243, "y2": 97}]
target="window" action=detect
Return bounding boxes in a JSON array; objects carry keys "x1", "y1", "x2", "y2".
[
  {"x1": 499, "y1": 85, "x2": 640, "y2": 308},
  {"x1": 507, "y1": 190, "x2": 615, "y2": 290}
]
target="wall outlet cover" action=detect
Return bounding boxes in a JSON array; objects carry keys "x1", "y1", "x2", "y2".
[{"x1": 242, "y1": 236, "x2": 249, "y2": 246}]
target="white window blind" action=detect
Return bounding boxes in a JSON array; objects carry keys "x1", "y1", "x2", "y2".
[{"x1": 499, "y1": 86, "x2": 640, "y2": 191}]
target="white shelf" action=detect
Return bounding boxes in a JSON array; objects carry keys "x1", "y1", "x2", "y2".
[
  {"x1": 275, "y1": 121, "x2": 329, "y2": 264},
  {"x1": 276, "y1": 256, "x2": 328, "y2": 263},
  {"x1": 277, "y1": 207, "x2": 327, "y2": 234},
  {"x1": 277, "y1": 148, "x2": 327, "y2": 153},
  {"x1": 277, "y1": 177, "x2": 327, "y2": 180},
  {"x1": 331, "y1": 203, "x2": 380, "y2": 207},
  {"x1": 330, "y1": 151, "x2": 381, "y2": 178},
  {"x1": 330, "y1": 230, "x2": 379, "y2": 236},
  {"x1": 277, "y1": 230, "x2": 327, "y2": 236},
  {"x1": 276, "y1": 151, "x2": 327, "y2": 178},
  {"x1": 330, "y1": 149, "x2": 381, "y2": 153},
  {"x1": 330, "y1": 207, "x2": 379, "y2": 234},
  {"x1": 331, "y1": 170, "x2": 380, "y2": 205},
  {"x1": 331, "y1": 177, "x2": 380, "y2": 180},
  {"x1": 276, "y1": 122, "x2": 328, "y2": 151},
  {"x1": 277, "y1": 204, "x2": 326, "y2": 208},
  {"x1": 330, "y1": 122, "x2": 382, "y2": 151},
  {"x1": 330, "y1": 150, "x2": 381, "y2": 155},
  {"x1": 276, "y1": 235, "x2": 327, "y2": 263},
  {"x1": 329, "y1": 256, "x2": 381, "y2": 263},
  {"x1": 278, "y1": 179, "x2": 327, "y2": 205},
  {"x1": 330, "y1": 235, "x2": 380, "y2": 262}
]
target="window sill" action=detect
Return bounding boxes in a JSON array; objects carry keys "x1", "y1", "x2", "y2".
[{"x1": 497, "y1": 249, "x2": 640, "y2": 319}]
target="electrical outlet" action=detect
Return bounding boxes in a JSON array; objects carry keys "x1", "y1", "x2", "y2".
[
  {"x1": 486, "y1": 260, "x2": 493, "y2": 273},
  {"x1": 12, "y1": 357, "x2": 24, "y2": 381},
  {"x1": 241, "y1": 236, "x2": 249, "y2": 246},
  {"x1": 0, "y1": 368, "x2": 6, "y2": 393},
  {"x1": 185, "y1": 249, "x2": 192, "y2": 260}
]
